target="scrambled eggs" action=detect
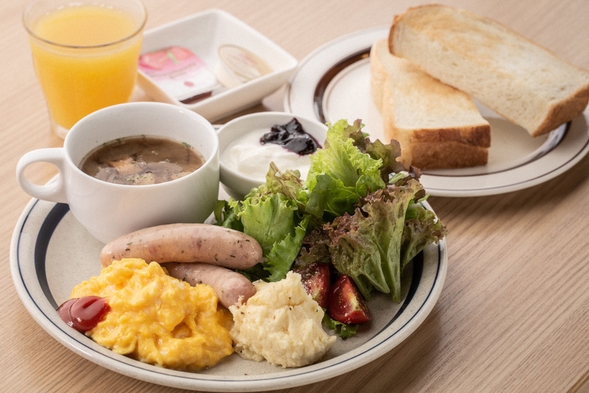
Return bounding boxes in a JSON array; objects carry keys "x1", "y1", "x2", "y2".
[
  {"x1": 70, "y1": 258, "x2": 233, "y2": 370},
  {"x1": 229, "y1": 271, "x2": 336, "y2": 368}
]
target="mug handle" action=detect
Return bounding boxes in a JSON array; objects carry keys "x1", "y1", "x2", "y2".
[{"x1": 16, "y1": 148, "x2": 68, "y2": 203}]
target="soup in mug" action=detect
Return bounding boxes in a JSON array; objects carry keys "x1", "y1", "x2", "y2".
[{"x1": 80, "y1": 136, "x2": 205, "y2": 185}]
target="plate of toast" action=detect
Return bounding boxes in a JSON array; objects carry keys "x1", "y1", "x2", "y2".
[{"x1": 285, "y1": 5, "x2": 589, "y2": 197}]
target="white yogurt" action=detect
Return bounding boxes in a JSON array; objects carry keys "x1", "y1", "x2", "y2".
[{"x1": 221, "y1": 127, "x2": 313, "y2": 181}]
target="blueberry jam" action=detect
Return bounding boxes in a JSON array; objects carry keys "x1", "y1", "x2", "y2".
[{"x1": 260, "y1": 118, "x2": 320, "y2": 155}]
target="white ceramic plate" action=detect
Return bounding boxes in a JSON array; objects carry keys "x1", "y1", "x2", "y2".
[
  {"x1": 284, "y1": 26, "x2": 589, "y2": 197},
  {"x1": 138, "y1": 9, "x2": 298, "y2": 122},
  {"x1": 11, "y1": 197, "x2": 447, "y2": 392}
]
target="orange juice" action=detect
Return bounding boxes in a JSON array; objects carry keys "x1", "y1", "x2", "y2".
[{"x1": 27, "y1": 4, "x2": 145, "y2": 135}]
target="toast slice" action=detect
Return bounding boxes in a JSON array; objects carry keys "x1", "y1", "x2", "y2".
[
  {"x1": 370, "y1": 39, "x2": 490, "y2": 169},
  {"x1": 389, "y1": 4, "x2": 589, "y2": 137}
]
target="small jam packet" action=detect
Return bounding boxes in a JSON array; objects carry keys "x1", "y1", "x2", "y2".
[{"x1": 139, "y1": 46, "x2": 220, "y2": 103}]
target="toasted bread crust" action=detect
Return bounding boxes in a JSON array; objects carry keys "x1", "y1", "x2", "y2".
[
  {"x1": 409, "y1": 142, "x2": 488, "y2": 169},
  {"x1": 382, "y1": 125, "x2": 490, "y2": 169},
  {"x1": 531, "y1": 84, "x2": 589, "y2": 137},
  {"x1": 409, "y1": 125, "x2": 491, "y2": 147}
]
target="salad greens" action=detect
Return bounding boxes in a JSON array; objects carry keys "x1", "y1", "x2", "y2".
[{"x1": 214, "y1": 119, "x2": 446, "y2": 302}]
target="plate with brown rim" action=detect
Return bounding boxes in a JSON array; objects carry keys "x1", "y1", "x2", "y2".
[{"x1": 284, "y1": 26, "x2": 589, "y2": 197}]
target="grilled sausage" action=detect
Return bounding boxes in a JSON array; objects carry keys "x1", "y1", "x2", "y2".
[
  {"x1": 100, "y1": 223, "x2": 263, "y2": 268},
  {"x1": 165, "y1": 262, "x2": 256, "y2": 307}
]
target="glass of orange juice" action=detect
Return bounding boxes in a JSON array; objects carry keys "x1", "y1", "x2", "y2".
[{"x1": 23, "y1": 0, "x2": 147, "y2": 138}]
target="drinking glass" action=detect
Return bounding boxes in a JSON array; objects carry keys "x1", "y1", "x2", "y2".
[{"x1": 23, "y1": 0, "x2": 147, "y2": 138}]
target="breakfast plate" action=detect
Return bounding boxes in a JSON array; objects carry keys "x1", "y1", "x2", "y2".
[
  {"x1": 284, "y1": 26, "x2": 589, "y2": 197},
  {"x1": 11, "y1": 196, "x2": 446, "y2": 392}
]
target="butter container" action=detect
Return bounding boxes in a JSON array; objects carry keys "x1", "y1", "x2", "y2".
[{"x1": 215, "y1": 44, "x2": 272, "y2": 88}]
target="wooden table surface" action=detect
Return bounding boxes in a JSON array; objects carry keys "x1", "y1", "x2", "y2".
[{"x1": 2, "y1": 0, "x2": 589, "y2": 392}]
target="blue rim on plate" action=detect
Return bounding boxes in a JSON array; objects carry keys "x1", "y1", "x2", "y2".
[{"x1": 10, "y1": 196, "x2": 447, "y2": 391}]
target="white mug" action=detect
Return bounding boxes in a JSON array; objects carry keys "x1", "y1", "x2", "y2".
[{"x1": 16, "y1": 102, "x2": 219, "y2": 243}]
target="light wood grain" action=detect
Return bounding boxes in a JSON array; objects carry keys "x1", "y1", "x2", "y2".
[{"x1": 2, "y1": 0, "x2": 589, "y2": 392}]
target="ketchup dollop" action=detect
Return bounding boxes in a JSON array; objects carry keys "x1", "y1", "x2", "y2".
[
  {"x1": 57, "y1": 296, "x2": 111, "y2": 333},
  {"x1": 260, "y1": 118, "x2": 320, "y2": 156}
]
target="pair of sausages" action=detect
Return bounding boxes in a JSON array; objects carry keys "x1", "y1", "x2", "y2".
[{"x1": 99, "y1": 223, "x2": 262, "y2": 308}]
